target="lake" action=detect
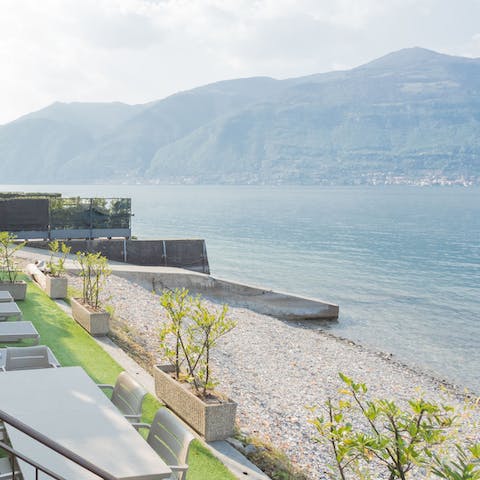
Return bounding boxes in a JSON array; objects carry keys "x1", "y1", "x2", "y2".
[{"x1": 2, "y1": 184, "x2": 479, "y2": 391}]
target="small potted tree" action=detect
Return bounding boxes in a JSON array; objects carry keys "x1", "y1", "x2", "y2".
[
  {"x1": 71, "y1": 251, "x2": 111, "y2": 336},
  {"x1": 0, "y1": 232, "x2": 27, "y2": 300},
  {"x1": 28, "y1": 240, "x2": 71, "y2": 299},
  {"x1": 154, "y1": 288, "x2": 237, "y2": 441}
]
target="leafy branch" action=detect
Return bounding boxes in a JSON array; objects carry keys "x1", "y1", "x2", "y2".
[{"x1": 310, "y1": 373, "x2": 474, "y2": 479}]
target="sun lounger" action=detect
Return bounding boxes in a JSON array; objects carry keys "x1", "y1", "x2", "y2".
[
  {"x1": 0, "y1": 321, "x2": 40, "y2": 345},
  {"x1": 0, "y1": 291, "x2": 13, "y2": 303},
  {"x1": 0, "y1": 302, "x2": 22, "y2": 321},
  {"x1": 0, "y1": 345, "x2": 60, "y2": 371}
]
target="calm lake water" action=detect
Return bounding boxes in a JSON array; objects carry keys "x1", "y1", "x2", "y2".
[{"x1": 3, "y1": 184, "x2": 480, "y2": 391}]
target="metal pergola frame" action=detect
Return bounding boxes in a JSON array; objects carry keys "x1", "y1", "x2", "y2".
[{"x1": 0, "y1": 196, "x2": 132, "y2": 240}]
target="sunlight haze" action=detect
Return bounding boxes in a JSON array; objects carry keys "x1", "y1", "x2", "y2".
[{"x1": 1, "y1": 0, "x2": 480, "y2": 124}]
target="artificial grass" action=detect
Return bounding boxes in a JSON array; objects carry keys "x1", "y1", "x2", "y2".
[{"x1": 13, "y1": 278, "x2": 236, "y2": 480}]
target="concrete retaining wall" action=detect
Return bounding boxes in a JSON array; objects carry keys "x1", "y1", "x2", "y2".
[
  {"x1": 25, "y1": 239, "x2": 210, "y2": 274},
  {"x1": 109, "y1": 267, "x2": 339, "y2": 320}
]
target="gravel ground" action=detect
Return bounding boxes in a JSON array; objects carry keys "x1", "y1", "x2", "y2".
[{"x1": 65, "y1": 271, "x2": 478, "y2": 479}]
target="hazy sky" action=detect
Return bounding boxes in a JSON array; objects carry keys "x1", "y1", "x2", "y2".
[{"x1": 1, "y1": 0, "x2": 479, "y2": 124}]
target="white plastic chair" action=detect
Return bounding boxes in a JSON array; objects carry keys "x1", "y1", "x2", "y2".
[
  {"x1": 133, "y1": 408, "x2": 195, "y2": 480},
  {"x1": 1, "y1": 346, "x2": 60, "y2": 372},
  {"x1": 98, "y1": 372, "x2": 147, "y2": 422}
]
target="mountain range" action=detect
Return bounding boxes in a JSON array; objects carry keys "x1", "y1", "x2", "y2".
[{"x1": 1, "y1": 47, "x2": 479, "y2": 185}]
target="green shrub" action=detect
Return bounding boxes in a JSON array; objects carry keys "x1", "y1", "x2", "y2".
[
  {"x1": 158, "y1": 288, "x2": 236, "y2": 397},
  {"x1": 76, "y1": 251, "x2": 111, "y2": 309},
  {"x1": 0, "y1": 231, "x2": 25, "y2": 283},
  {"x1": 47, "y1": 240, "x2": 71, "y2": 277}
]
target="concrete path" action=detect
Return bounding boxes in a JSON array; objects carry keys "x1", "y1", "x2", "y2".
[
  {"x1": 18, "y1": 246, "x2": 195, "y2": 275},
  {"x1": 53, "y1": 299, "x2": 269, "y2": 480}
]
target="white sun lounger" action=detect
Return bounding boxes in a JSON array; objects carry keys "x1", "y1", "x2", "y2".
[
  {"x1": 0, "y1": 302, "x2": 22, "y2": 321},
  {"x1": 0, "y1": 321, "x2": 40, "y2": 345},
  {"x1": 0, "y1": 291, "x2": 13, "y2": 303}
]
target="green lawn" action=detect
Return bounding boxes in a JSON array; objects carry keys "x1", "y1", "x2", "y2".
[{"x1": 10, "y1": 278, "x2": 235, "y2": 480}]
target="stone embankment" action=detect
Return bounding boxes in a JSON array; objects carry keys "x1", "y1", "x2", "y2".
[{"x1": 65, "y1": 272, "x2": 475, "y2": 480}]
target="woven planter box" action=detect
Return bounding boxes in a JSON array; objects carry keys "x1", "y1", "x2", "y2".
[
  {"x1": 71, "y1": 298, "x2": 110, "y2": 336},
  {"x1": 154, "y1": 364, "x2": 237, "y2": 442},
  {"x1": 0, "y1": 281, "x2": 27, "y2": 301}
]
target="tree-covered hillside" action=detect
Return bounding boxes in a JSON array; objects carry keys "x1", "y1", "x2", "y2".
[{"x1": 1, "y1": 48, "x2": 479, "y2": 185}]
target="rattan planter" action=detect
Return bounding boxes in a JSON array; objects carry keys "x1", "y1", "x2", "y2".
[
  {"x1": 154, "y1": 364, "x2": 237, "y2": 442},
  {"x1": 0, "y1": 281, "x2": 27, "y2": 301},
  {"x1": 71, "y1": 298, "x2": 110, "y2": 336}
]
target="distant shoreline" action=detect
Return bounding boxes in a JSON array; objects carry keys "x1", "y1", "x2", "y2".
[{"x1": 1, "y1": 182, "x2": 479, "y2": 187}]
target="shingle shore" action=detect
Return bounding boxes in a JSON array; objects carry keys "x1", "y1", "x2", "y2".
[{"x1": 67, "y1": 272, "x2": 477, "y2": 480}]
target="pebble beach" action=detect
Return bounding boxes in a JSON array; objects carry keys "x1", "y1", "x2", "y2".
[{"x1": 62, "y1": 270, "x2": 479, "y2": 479}]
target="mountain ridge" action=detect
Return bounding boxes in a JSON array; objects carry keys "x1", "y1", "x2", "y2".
[{"x1": 1, "y1": 47, "x2": 479, "y2": 185}]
